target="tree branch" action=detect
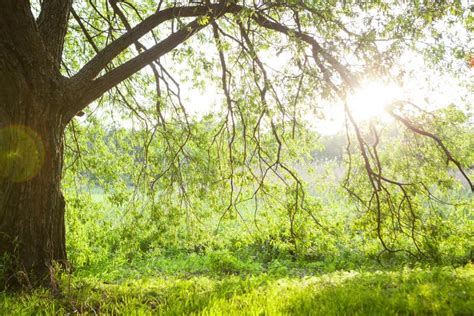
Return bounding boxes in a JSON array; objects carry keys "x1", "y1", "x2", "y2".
[
  {"x1": 72, "y1": 3, "x2": 235, "y2": 85},
  {"x1": 108, "y1": 0, "x2": 164, "y2": 113},
  {"x1": 390, "y1": 111, "x2": 473, "y2": 192},
  {"x1": 0, "y1": 0, "x2": 50, "y2": 74},
  {"x1": 37, "y1": 0, "x2": 73, "y2": 69},
  {"x1": 69, "y1": 2, "x2": 354, "y2": 115},
  {"x1": 240, "y1": 7, "x2": 354, "y2": 87},
  {"x1": 71, "y1": 18, "x2": 208, "y2": 114}
]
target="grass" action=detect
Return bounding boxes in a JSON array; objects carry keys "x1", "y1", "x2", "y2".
[{"x1": 1, "y1": 263, "x2": 472, "y2": 315}]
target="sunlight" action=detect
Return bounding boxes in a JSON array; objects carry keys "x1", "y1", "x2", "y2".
[{"x1": 347, "y1": 82, "x2": 402, "y2": 122}]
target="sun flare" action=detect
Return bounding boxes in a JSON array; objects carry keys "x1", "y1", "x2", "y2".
[{"x1": 347, "y1": 82, "x2": 402, "y2": 122}]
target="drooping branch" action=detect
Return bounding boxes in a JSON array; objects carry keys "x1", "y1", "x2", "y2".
[
  {"x1": 390, "y1": 110, "x2": 473, "y2": 192},
  {"x1": 239, "y1": 6, "x2": 355, "y2": 87},
  {"x1": 37, "y1": 0, "x2": 73, "y2": 69},
  {"x1": 70, "y1": 8, "x2": 100, "y2": 53}
]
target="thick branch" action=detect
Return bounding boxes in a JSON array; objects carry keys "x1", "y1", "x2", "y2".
[
  {"x1": 108, "y1": 0, "x2": 164, "y2": 109},
  {"x1": 37, "y1": 0, "x2": 72, "y2": 69},
  {"x1": 72, "y1": 3, "x2": 235, "y2": 84},
  {"x1": 0, "y1": 0, "x2": 50, "y2": 75},
  {"x1": 70, "y1": 2, "x2": 354, "y2": 113},
  {"x1": 72, "y1": 18, "x2": 207, "y2": 114}
]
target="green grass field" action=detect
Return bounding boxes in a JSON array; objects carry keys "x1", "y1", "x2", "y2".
[{"x1": 1, "y1": 263, "x2": 472, "y2": 315}]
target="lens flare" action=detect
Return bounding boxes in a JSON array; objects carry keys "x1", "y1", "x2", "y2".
[{"x1": 0, "y1": 125, "x2": 45, "y2": 182}]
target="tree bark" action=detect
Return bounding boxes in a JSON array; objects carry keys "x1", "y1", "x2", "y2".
[
  {"x1": 0, "y1": 2, "x2": 69, "y2": 287},
  {"x1": 0, "y1": 114, "x2": 67, "y2": 288},
  {"x1": 0, "y1": 75, "x2": 68, "y2": 287}
]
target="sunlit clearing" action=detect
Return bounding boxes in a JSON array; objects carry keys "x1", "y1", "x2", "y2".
[{"x1": 347, "y1": 82, "x2": 402, "y2": 122}]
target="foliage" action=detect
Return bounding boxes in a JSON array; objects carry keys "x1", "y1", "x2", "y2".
[{"x1": 61, "y1": 116, "x2": 473, "y2": 271}]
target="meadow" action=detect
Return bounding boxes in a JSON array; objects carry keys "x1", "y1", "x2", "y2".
[{"x1": 2, "y1": 258, "x2": 473, "y2": 315}]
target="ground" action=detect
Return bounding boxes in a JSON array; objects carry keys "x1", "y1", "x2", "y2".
[{"x1": 1, "y1": 261, "x2": 472, "y2": 315}]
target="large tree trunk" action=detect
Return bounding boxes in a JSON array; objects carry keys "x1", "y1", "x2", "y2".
[
  {"x1": 0, "y1": 98, "x2": 68, "y2": 288},
  {"x1": 0, "y1": 118, "x2": 67, "y2": 288},
  {"x1": 0, "y1": 3, "x2": 69, "y2": 286}
]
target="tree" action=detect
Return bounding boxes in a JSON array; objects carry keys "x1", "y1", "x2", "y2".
[{"x1": 0, "y1": 0, "x2": 471, "y2": 287}]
